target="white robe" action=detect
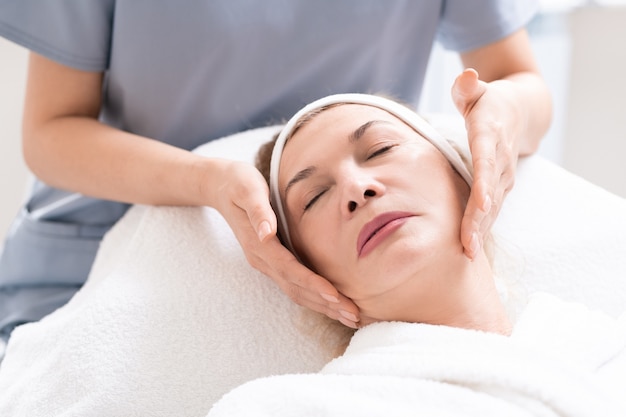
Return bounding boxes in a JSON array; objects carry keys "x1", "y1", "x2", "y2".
[{"x1": 209, "y1": 293, "x2": 626, "y2": 417}]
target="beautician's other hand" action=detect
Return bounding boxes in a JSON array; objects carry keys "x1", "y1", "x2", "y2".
[
  {"x1": 451, "y1": 68, "x2": 519, "y2": 259},
  {"x1": 211, "y1": 160, "x2": 360, "y2": 328},
  {"x1": 451, "y1": 29, "x2": 552, "y2": 260}
]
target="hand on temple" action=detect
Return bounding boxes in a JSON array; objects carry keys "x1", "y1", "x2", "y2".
[
  {"x1": 212, "y1": 160, "x2": 361, "y2": 328},
  {"x1": 451, "y1": 68, "x2": 520, "y2": 260}
]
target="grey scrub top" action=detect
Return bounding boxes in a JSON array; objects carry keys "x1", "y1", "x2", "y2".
[{"x1": 0, "y1": 0, "x2": 538, "y2": 335}]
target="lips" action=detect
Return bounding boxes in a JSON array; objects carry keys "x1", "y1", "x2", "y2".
[{"x1": 357, "y1": 211, "x2": 414, "y2": 257}]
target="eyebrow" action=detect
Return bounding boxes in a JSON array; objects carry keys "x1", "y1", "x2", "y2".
[
  {"x1": 349, "y1": 120, "x2": 385, "y2": 143},
  {"x1": 284, "y1": 166, "x2": 316, "y2": 198},
  {"x1": 283, "y1": 119, "x2": 391, "y2": 198}
]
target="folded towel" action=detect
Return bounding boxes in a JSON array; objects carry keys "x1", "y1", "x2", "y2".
[{"x1": 209, "y1": 293, "x2": 626, "y2": 416}]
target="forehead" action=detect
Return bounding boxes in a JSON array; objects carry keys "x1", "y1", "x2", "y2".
[
  {"x1": 282, "y1": 104, "x2": 389, "y2": 162},
  {"x1": 278, "y1": 103, "x2": 416, "y2": 187}
]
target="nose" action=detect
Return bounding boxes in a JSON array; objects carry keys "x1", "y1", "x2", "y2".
[{"x1": 341, "y1": 172, "x2": 384, "y2": 215}]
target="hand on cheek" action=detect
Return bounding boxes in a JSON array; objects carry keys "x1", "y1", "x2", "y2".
[
  {"x1": 452, "y1": 68, "x2": 517, "y2": 259},
  {"x1": 213, "y1": 160, "x2": 361, "y2": 327}
]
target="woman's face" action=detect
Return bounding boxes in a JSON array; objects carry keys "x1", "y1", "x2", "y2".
[{"x1": 279, "y1": 104, "x2": 471, "y2": 321}]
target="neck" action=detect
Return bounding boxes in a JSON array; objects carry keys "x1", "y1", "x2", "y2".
[
  {"x1": 361, "y1": 251, "x2": 512, "y2": 335},
  {"x1": 442, "y1": 265, "x2": 512, "y2": 336},
  {"x1": 421, "y1": 253, "x2": 512, "y2": 335}
]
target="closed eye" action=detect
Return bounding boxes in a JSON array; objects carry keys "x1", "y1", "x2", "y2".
[
  {"x1": 367, "y1": 144, "x2": 396, "y2": 160},
  {"x1": 304, "y1": 189, "x2": 327, "y2": 211}
]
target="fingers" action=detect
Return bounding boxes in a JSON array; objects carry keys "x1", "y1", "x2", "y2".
[
  {"x1": 238, "y1": 224, "x2": 361, "y2": 328},
  {"x1": 452, "y1": 68, "x2": 520, "y2": 260},
  {"x1": 298, "y1": 294, "x2": 361, "y2": 329},
  {"x1": 461, "y1": 133, "x2": 515, "y2": 259},
  {"x1": 246, "y1": 198, "x2": 276, "y2": 242},
  {"x1": 451, "y1": 68, "x2": 486, "y2": 117},
  {"x1": 265, "y1": 239, "x2": 360, "y2": 328},
  {"x1": 233, "y1": 172, "x2": 277, "y2": 242},
  {"x1": 461, "y1": 177, "x2": 488, "y2": 259},
  {"x1": 217, "y1": 161, "x2": 361, "y2": 328}
]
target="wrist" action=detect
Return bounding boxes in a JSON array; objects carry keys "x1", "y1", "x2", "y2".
[{"x1": 190, "y1": 156, "x2": 230, "y2": 209}]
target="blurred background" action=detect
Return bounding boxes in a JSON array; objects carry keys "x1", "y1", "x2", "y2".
[
  {"x1": 419, "y1": 0, "x2": 626, "y2": 199},
  {"x1": 1, "y1": 0, "x2": 625, "y2": 242}
]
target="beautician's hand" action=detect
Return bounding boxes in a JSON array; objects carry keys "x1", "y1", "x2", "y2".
[
  {"x1": 451, "y1": 68, "x2": 520, "y2": 259},
  {"x1": 212, "y1": 160, "x2": 360, "y2": 328}
]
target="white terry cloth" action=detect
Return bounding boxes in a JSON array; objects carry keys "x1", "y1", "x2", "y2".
[
  {"x1": 0, "y1": 126, "x2": 342, "y2": 416},
  {"x1": 209, "y1": 293, "x2": 626, "y2": 417},
  {"x1": 0, "y1": 204, "x2": 338, "y2": 416},
  {"x1": 0, "y1": 117, "x2": 625, "y2": 416}
]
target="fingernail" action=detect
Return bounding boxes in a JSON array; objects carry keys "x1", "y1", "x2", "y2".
[
  {"x1": 339, "y1": 310, "x2": 358, "y2": 323},
  {"x1": 482, "y1": 195, "x2": 492, "y2": 213},
  {"x1": 470, "y1": 232, "x2": 480, "y2": 257},
  {"x1": 338, "y1": 316, "x2": 358, "y2": 329},
  {"x1": 321, "y1": 293, "x2": 339, "y2": 303},
  {"x1": 257, "y1": 220, "x2": 271, "y2": 241}
]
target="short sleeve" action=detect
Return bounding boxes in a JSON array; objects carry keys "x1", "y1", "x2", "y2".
[
  {"x1": 0, "y1": 0, "x2": 115, "y2": 71},
  {"x1": 437, "y1": 0, "x2": 539, "y2": 52}
]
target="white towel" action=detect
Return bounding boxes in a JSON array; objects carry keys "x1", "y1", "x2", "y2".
[
  {"x1": 0, "y1": 126, "x2": 341, "y2": 416},
  {"x1": 1, "y1": 119, "x2": 625, "y2": 416},
  {"x1": 209, "y1": 293, "x2": 626, "y2": 417}
]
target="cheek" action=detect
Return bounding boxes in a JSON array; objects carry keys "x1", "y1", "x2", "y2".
[
  {"x1": 293, "y1": 228, "x2": 359, "y2": 295},
  {"x1": 450, "y1": 172, "x2": 471, "y2": 223},
  {"x1": 290, "y1": 216, "x2": 340, "y2": 272}
]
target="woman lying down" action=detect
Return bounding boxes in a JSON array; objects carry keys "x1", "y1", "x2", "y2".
[{"x1": 208, "y1": 91, "x2": 626, "y2": 416}]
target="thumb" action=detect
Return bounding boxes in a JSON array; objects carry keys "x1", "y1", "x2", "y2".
[
  {"x1": 245, "y1": 191, "x2": 277, "y2": 242},
  {"x1": 451, "y1": 68, "x2": 487, "y2": 117}
]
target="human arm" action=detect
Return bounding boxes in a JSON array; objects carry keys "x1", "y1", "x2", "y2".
[
  {"x1": 21, "y1": 52, "x2": 360, "y2": 327},
  {"x1": 452, "y1": 28, "x2": 553, "y2": 258}
]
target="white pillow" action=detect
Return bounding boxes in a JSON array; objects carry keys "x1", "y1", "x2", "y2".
[{"x1": 0, "y1": 121, "x2": 625, "y2": 417}]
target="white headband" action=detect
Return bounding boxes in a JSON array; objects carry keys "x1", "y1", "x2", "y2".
[{"x1": 269, "y1": 93, "x2": 473, "y2": 253}]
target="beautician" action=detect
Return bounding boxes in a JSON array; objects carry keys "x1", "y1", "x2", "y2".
[{"x1": 0, "y1": 0, "x2": 552, "y2": 345}]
